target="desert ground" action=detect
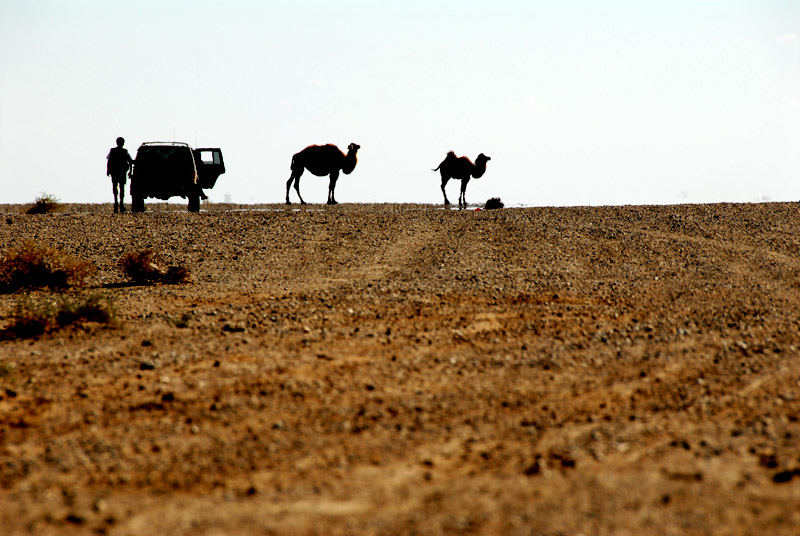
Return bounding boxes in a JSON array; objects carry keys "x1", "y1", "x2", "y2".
[{"x1": 1, "y1": 201, "x2": 799, "y2": 535}]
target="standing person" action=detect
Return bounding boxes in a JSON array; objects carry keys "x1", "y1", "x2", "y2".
[{"x1": 107, "y1": 137, "x2": 133, "y2": 213}]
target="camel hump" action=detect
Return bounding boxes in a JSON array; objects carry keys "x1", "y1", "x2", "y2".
[
  {"x1": 316, "y1": 144, "x2": 345, "y2": 156},
  {"x1": 295, "y1": 144, "x2": 345, "y2": 160},
  {"x1": 299, "y1": 143, "x2": 340, "y2": 151},
  {"x1": 433, "y1": 151, "x2": 457, "y2": 171}
]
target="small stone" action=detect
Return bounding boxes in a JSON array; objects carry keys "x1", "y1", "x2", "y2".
[
  {"x1": 773, "y1": 469, "x2": 800, "y2": 483},
  {"x1": 65, "y1": 513, "x2": 86, "y2": 525},
  {"x1": 523, "y1": 462, "x2": 541, "y2": 476}
]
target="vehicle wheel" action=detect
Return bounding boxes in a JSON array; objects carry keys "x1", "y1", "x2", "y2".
[
  {"x1": 132, "y1": 195, "x2": 145, "y2": 213},
  {"x1": 188, "y1": 194, "x2": 200, "y2": 212}
]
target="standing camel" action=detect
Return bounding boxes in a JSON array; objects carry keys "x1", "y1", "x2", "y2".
[
  {"x1": 285, "y1": 143, "x2": 360, "y2": 205},
  {"x1": 433, "y1": 151, "x2": 491, "y2": 209}
]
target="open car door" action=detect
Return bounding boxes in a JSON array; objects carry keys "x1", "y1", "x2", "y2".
[{"x1": 194, "y1": 148, "x2": 225, "y2": 190}]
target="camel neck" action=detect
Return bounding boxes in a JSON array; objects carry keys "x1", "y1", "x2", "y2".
[{"x1": 342, "y1": 151, "x2": 358, "y2": 175}]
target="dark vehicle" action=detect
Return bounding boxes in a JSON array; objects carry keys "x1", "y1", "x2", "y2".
[{"x1": 130, "y1": 142, "x2": 225, "y2": 212}]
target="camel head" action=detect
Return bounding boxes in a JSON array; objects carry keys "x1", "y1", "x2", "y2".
[
  {"x1": 472, "y1": 153, "x2": 491, "y2": 179},
  {"x1": 347, "y1": 143, "x2": 360, "y2": 154}
]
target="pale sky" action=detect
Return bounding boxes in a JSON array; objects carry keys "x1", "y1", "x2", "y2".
[{"x1": 1, "y1": 0, "x2": 798, "y2": 207}]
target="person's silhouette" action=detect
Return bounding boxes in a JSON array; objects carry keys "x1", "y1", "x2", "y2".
[{"x1": 106, "y1": 137, "x2": 133, "y2": 212}]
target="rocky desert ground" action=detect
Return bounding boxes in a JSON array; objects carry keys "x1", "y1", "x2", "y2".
[{"x1": 1, "y1": 201, "x2": 799, "y2": 535}]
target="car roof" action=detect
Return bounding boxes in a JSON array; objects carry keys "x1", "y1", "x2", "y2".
[{"x1": 138, "y1": 142, "x2": 192, "y2": 148}]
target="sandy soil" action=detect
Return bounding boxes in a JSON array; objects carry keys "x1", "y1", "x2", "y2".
[{"x1": 1, "y1": 202, "x2": 799, "y2": 535}]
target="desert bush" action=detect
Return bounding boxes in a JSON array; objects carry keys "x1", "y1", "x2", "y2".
[
  {"x1": 0, "y1": 240, "x2": 95, "y2": 292},
  {"x1": 485, "y1": 197, "x2": 505, "y2": 210},
  {"x1": 4, "y1": 296, "x2": 56, "y2": 338},
  {"x1": 55, "y1": 293, "x2": 116, "y2": 326},
  {"x1": 26, "y1": 193, "x2": 62, "y2": 214},
  {"x1": 167, "y1": 312, "x2": 192, "y2": 328},
  {"x1": 2, "y1": 293, "x2": 115, "y2": 339},
  {"x1": 120, "y1": 249, "x2": 190, "y2": 284}
]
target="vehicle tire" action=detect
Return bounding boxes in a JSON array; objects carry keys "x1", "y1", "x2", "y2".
[
  {"x1": 188, "y1": 194, "x2": 200, "y2": 212},
  {"x1": 132, "y1": 194, "x2": 145, "y2": 213}
]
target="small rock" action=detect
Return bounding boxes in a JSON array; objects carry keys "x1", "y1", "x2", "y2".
[
  {"x1": 773, "y1": 469, "x2": 800, "y2": 483},
  {"x1": 523, "y1": 461, "x2": 541, "y2": 476},
  {"x1": 65, "y1": 513, "x2": 86, "y2": 525}
]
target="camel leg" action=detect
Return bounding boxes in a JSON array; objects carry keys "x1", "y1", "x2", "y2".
[
  {"x1": 285, "y1": 176, "x2": 294, "y2": 205},
  {"x1": 441, "y1": 176, "x2": 451, "y2": 206},
  {"x1": 294, "y1": 176, "x2": 306, "y2": 205},
  {"x1": 286, "y1": 166, "x2": 307, "y2": 205},
  {"x1": 459, "y1": 178, "x2": 470, "y2": 210},
  {"x1": 327, "y1": 170, "x2": 339, "y2": 205}
]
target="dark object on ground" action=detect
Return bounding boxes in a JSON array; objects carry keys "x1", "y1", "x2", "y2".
[
  {"x1": 131, "y1": 142, "x2": 225, "y2": 213},
  {"x1": 2, "y1": 293, "x2": 115, "y2": 340},
  {"x1": 286, "y1": 143, "x2": 360, "y2": 205},
  {"x1": 433, "y1": 151, "x2": 491, "y2": 209},
  {"x1": 119, "y1": 249, "x2": 190, "y2": 284},
  {"x1": 0, "y1": 239, "x2": 94, "y2": 292},
  {"x1": 773, "y1": 469, "x2": 800, "y2": 483},
  {"x1": 26, "y1": 194, "x2": 62, "y2": 214},
  {"x1": 485, "y1": 197, "x2": 504, "y2": 210}
]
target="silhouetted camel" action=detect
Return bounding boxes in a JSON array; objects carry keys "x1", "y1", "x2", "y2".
[
  {"x1": 285, "y1": 143, "x2": 360, "y2": 205},
  {"x1": 433, "y1": 151, "x2": 491, "y2": 209}
]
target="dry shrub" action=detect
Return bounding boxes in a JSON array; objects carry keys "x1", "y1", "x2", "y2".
[
  {"x1": 4, "y1": 296, "x2": 55, "y2": 338},
  {"x1": 2, "y1": 293, "x2": 116, "y2": 339},
  {"x1": 485, "y1": 197, "x2": 505, "y2": 210},
  {"x1": 0, "y1": 240, "x2": 95, "y2": 292},
  {"x1": 56, "y1": 293, "x2": 116, "y2": 326},
  {"x1": 26, "y1": 193, "x2": 63, "y2": 214},
  {"x1": 120, "y1": 249, "x2": 190, "y2": 284}
]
